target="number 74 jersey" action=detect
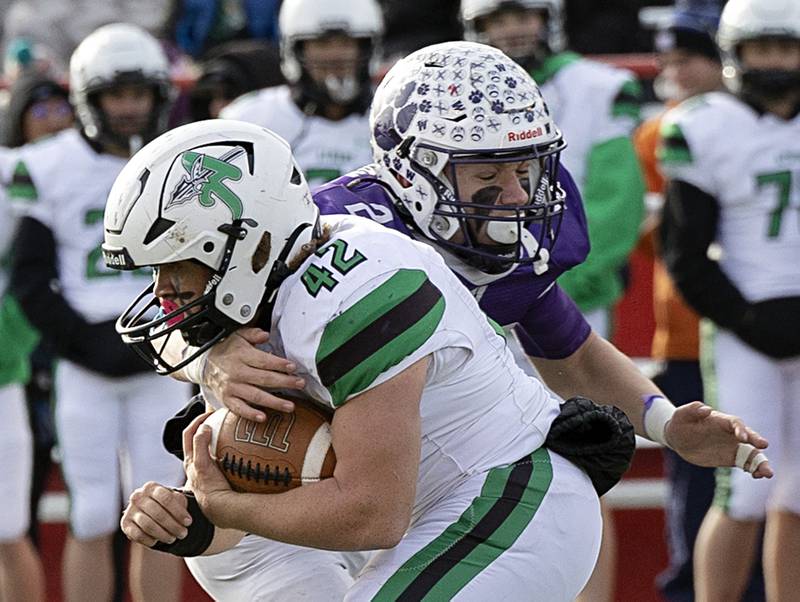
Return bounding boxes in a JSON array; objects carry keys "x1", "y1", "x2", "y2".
[
  {"x1": 659, "y1": 92, "x2": 800, "y2": 302},
  {"x1": 8, "y1": 128, "x2": 151, "y2": 322}
]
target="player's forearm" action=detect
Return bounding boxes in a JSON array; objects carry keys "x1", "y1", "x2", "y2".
[
  {"x1": 533, "y1": 330, "x2": 667, "y2": 437},
  {"x1": 202, "y1": 526, "x2": 246, "y2": 556},
  {"x1": 158, "y1": 330, "x2": 204, "y2": 383},
  {"x1": 208, "y1": 476, "x2": 410, "y2": 551}
]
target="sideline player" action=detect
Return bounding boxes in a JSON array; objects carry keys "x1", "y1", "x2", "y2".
[
  {"x1": 658, "y1": 0, "x2": 800, "y2": 599},
  {"x1": 220, "y1": 0, "x2": 382, "y2": 187},
  {"x1": 8, "y1": 24, "x2": 190, "y2": 602},
  {"x1": 632, "y1": 6, "x2": 759, "y2": 601},
  {"x1": 108, "y1": 118, "x2": 768, "y2": 601},
  {"x1": 0, "y1": 150, "x2": 45, "y2": 602}
]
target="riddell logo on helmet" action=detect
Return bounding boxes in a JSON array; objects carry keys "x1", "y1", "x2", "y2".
[{"x1": 507, "y1": 127, "x2": 543, "y2": 142}]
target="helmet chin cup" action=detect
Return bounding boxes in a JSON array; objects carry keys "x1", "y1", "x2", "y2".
[
  {"x1": 531, "y1": 246, "x2": 549, "y2": 275},
  {"x1": 486, "y1": 219, "x2": 516, "y2": 245}
]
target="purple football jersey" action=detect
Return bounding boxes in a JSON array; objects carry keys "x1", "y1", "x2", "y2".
[{"x1": 313, "y1": 165, "x2": 592, "y2": 359}]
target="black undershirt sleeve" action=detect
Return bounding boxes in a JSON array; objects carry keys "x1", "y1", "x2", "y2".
[
  {"x1": 660, "y1": 179, "x2": 749, "y2": 329},
  {"x1": 660, "y1": 179, "x2": 800, "y2": 359},
  {"x1": 9, "y1": 216, "x2": 151, "y2": 377}
]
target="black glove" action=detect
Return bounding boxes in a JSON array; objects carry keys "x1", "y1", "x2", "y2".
[
  {"x1": 733, "y1": 297, "x2": 800, "y2": 360},
  {"x1": 163, "y1": 394, "x2": 207, "y2": 460},
  {"x1": 545, "y1": 396, "x2": 635, "y2": 497}
]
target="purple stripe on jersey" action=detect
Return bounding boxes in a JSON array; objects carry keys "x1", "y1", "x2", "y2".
[{"x1": 313, "y1": 165, "x2": 592, "y2": 359}]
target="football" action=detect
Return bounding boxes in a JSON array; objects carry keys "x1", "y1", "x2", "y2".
[{"x1": 203, "y1": 397, "x2": 336, "y2": 494}]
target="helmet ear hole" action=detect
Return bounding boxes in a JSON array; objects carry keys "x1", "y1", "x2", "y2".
[
  {"x1": 252, "y1": 232, "x2": 272, "y2": 274},
  {"x1": 203, "y1": 242, "x2": 215, "y2": 253}
]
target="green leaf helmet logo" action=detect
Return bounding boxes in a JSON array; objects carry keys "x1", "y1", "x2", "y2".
[{"x1": 167, "y1": 147, "x2": 245, "y2": 219}]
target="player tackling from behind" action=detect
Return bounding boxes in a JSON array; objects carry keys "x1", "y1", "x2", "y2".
[{"x1": 658, "y1": 0, "x2": 800, "y2": 599}]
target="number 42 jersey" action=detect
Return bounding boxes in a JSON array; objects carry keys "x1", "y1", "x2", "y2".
[
  {"x1": 659, "y1": 92, "x2": 800, "y2": 301},
  {"x1": 9, "y1": 128, "x2": 151, "y2": 323},
  {"x1": 268, "y1": 214, "x2": 561, "y2": 518}
]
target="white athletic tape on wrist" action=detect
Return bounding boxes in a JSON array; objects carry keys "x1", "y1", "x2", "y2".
[
  {"x1": 735, "y1": 443, "x2": 768, "y2": 474},
  {"x1": 182, "y1": 349, "x2": 209, "y2": 385},
  {"x1": 642, "y1": 395, "x2": 676, "y2": 448}
]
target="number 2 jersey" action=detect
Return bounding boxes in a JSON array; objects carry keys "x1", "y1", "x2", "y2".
[
  {"x1": 659, "y1": 92, "x2": 800, "y2": 301},
  {"x1": 313, "y1": 165, "x2": 593, "y2": 359},
  {"x1": 268, "y1": 214, "x2": 561, "y2": 519},
  {"x1": 9, "y1": 128, "x2": 151, "y2": 323}
]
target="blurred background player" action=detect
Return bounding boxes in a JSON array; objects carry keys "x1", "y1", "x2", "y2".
[
  {"x1": 461, "y1": 2, "x2": 646, "y2": 599},
  {"x1": 220, "y1": 0, "x2": 383, "y2": 188},
  {"x1": 633, "y1": 4, "x2": 765, "y2": 601},
  {"x1": 636, "y1": 3, "x2": 766, "y2": 600},
  {"x1": 0, "y1": 148, "x2": 44, "y2": 602},
  {"x1": 0, "y1": 71, "x2": 73, "y2": 600},
  {"x1": 658, "y1": 0, "x2": 800, "y2": 599},
  {"x1": 8, "y1": 23, "x2": 190, "y2": 602}
]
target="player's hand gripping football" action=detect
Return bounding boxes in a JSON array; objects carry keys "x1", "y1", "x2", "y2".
[
  {"x1": 121, "y1": 482, "x2": 193, "y2": 548},
  {"x1": 665, "y1": 402, "x2": 773, "y2": 479},
  {"x1": 204, "y1": 327, "x2": 305, "y2": 421},
  {"x1": 182, "y1": 412, "x2": 234, "y2": 526}
]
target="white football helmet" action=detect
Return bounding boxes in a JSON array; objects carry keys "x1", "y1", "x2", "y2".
[
  {"x1": 279, "y1": 0, "x2": 383, "y2": 107},
  {"x1": 461, "y1": 0, "x2": 566, "y2": 61},
  {"x1": 370, "y1": 41, "x2": 566, "y2": 280},
  {"x1": 103, "y1": 120, "x2": 319, "y2": 373},
  {"x1": 717, "y1": 0, "x2": 800, "y2": 97},
  {"x1": 70, "y1": 23, "x2": 174, "y2": 153}
]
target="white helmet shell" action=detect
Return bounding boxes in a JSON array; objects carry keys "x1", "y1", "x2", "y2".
[
  {"x1": 69, "y1": 23, "x2": 172, "y2": 145},
  {"x1": 461, "y1": 0, "x2": 566, "y2": 53},
  {"x1": 104, "y1": 120, "x2": 318, "y2": 371},
  {"x1": 371, "y1": 42, "x2": 562, "y2": 235},
  {"x1": 278, "y1": 0, "x2": 384, "y2": 84},
  {"x1": 717, "y1": 0, "x2": 800, "y2": 93}
]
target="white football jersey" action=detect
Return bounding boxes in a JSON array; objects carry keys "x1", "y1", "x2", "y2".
[
  {"x1": 541, "y1": 57, "x2": 639, "y2": 185},
  {"x1": 220, "y1": 86, "x2": 372, "y2": 188},
  {"x1": 268, "y1": 215, "x2": 560, "y2": 519},
  {"x1": 9, "y1": 129, "x2": 152, "y2": 322},
  {"x1": 659, "y1": 92, "x2": 800, "y2": 302}
]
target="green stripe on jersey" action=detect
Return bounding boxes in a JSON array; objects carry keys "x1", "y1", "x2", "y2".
[
  {"x1": 373, "y1": 448, "x2": 553, "y2": 601},
  {"x1": 8, "y1": 160, "x2": 38, "y2": 201},
  {"x1": 611, "y1": 79, "x2": 643, "y2": 120},
  {"x1": 699, "y1": 320, "x2": 733, "y2": 513},
  {"x1": 487, "y1": 316, "x2": 506, "y2": 339},
  {"x1": 658, "y1": 122, "x2": 693, "y2": 164},
  {"x1": 316, "y1": 269, "x2": 445, "y2": 407}
]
